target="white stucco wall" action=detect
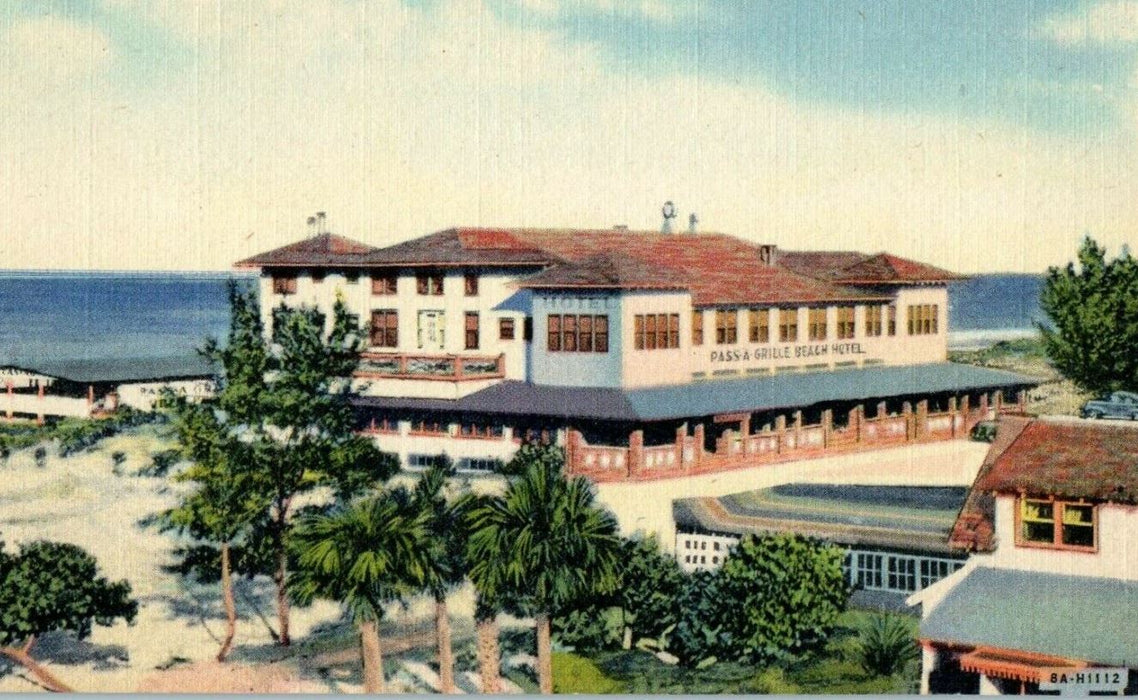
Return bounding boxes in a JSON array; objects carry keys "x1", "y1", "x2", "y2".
[
  {"x1": 988, "y1": 495, "x2": 1138, "y2": 581},
  {"x1": 116, "y1": 379, "x2": 216, "y2": 410}
]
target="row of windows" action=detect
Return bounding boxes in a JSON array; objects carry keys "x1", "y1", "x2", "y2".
[
  {"x1": 907, "y1": 304, "x2": 939, "y2": 335},
  {"x1": 693, "y1": 305, "x2": 903, "y2": 346},
  {"x1": 847, "y1": 551, "x2": 965, "y2": 593},
  {"x1": 273, "y1": 272, "x2": 482, "y2": 297},
  {"x1": 407, "y1": 454, "x2": 505, "y2": 472},
  {"x1": 684, "y1": 554, "x2": 720, "y2": 566},
  {"x1": 547, "y1": 314, "x2": 610, "y2": 353},
  {"x1": 634, "y1": 314, "x2": 681, "y2": 350},
  {"x1": 368, "y1": 310, "x2": 519, "y2": 349},
  {"x1": 684, "y1": 539, "x2": 725, "y2": 551}
]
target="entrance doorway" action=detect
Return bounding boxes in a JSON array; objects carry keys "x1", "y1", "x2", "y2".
[{"x1": 418, "y1": 310, "x2": 445, "y2": 351}]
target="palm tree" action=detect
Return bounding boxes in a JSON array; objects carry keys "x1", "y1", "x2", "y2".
[
  {"x1": 411, "y1": 457, "x2": 468, "y2": 694},
  {"x1": 463, "y1": 492, "x2": 506, "y2": 694},
  {"x1": 467, "y1": 445, "x2": 622, "y2": 694},
  {"x1": 290, "y1": 491, "x2": 430, "y2": 693}
]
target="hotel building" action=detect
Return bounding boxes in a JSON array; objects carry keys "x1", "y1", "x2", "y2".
[{"x1": 237, "y1": 227, "x2": 1033, "y2": 479}]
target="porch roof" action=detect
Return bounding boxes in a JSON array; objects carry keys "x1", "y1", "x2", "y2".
[
  {"x1": 352, "y1": 362, "x2": 1036, "y2": 422},
  {"x1": 921, "y1": 566, "x2": 1138, "y2": 668}
]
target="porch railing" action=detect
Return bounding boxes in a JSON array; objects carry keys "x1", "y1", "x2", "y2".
[{"x1": 355, "y1": 352, "x2": 506, "y2": 382}]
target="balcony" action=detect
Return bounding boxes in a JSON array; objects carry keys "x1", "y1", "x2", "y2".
[{"x1": 355, "y1": 352, "x2": 506, "y2": 382}]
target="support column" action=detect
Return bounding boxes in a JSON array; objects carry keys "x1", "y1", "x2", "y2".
[
  {"x1": 628, "y1": 430, "x2": 644, "y2": 478},
  {"x1": 821, "y1": 409, "x2": 833, "y2": 448},
  {"x1": 915, "y1": 399, "x2": 929, "y2": 439},
  {"x1": 992, "y1": 390, "x2": 1003, "y2": 414},
  {"x1": 902, "y1": 401, "x2": 913, "y2": 441},
  {"x1": 793, "y1": 410, "x2": 803, "y2": 448},
  {"x1": 877, "y1": 401, "x2": 888, "y2": 419},
  {"x1": 675, "y1": 423, "x2": 688, "y2": 470},
  {"x1": 850, "y1": 405, "x2": 864, "y2": 443},
  {"x1": 36, "y1": 383, "x2": 45, "y2": 426},
  {"x1": 565, "y1": 429, "x2": 582, "y2": 474},
  {"x1": 740, "y1": 414, "x2": 751, "y2": 438},
  {"x1": 978, "y1": 392, "x2": 989, "y2": 419},
  {"x1": 947, "y1": 397, "x2": 958, "y2": 437},
  {"x1": 1016, "y1": 389, "x2": 1027, "y2": 413},
  {"x1": 693, "y1": 423, "x2": 705, "y2": 467},
  {"x1": 774, "y1": 415, "x2": 787, "y2": 454}
]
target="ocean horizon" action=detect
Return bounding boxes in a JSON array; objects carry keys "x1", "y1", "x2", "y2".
[{"x1": 0, "y1": 271, "x2": 1044, "y2": 365}]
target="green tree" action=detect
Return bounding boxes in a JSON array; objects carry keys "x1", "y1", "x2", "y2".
[
  {"x1": 1040, "y1": 236, "x2": 1138, "y2": 394},
  {"x1": 466, "y1": 445, "x2": 622, "y2": 694},
  {"x1": 192, "y1": 285, "x2": 397, "y2": 647},
  {"x1": 615, "y1": 535, "x2": 685, "y2": 649},
  {"x1": 0, "y1": 540, "x2": 137, "y2": 692},
  {"x1": 158, "y1": 396, "x2": 268, "y2": 660},
  {"x1": 289, "y1": 491, "x2": 430, "y2": 693},
  {"x1": 714, "y1": 533, "x2": 848, "y2": 664},
  {"x1": 409, "y1": 456, "x2": 467, "y2": 694}
]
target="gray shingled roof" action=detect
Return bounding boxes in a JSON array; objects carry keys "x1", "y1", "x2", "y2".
[
  {"x1": 352, "y1": 362, "x2": 1035, "y2": 422},
  {"x1": 3, "y1": 354, "x2": 215, "y2": 384},
  {"x1": 922, "y1": 566, "x2": 1138, "y2": 667}
]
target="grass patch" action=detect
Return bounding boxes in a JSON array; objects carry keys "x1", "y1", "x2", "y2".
[{"x1": 552, "y1": 652, "x2": 625, "y2": 693}]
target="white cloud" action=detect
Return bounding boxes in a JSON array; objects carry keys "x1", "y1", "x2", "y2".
[
  {"x1": 0, "y1": 2, "x2": 1135, "y2": 272},
  {"x1": 1035, "y1": 1, "x2": 1138, "y2": 44}
]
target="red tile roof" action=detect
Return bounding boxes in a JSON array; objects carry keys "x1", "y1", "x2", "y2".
[
  {"x1": 952, "y1": 416, "x2": 1138, "y2": 553},
  {"x1": 236, "y1": 226, "x2": 961, "y2": 305},
  {"x1": 235, "y1": 233, "x2": 377, "y2": 268},
  {"x1": 974, "y1": 417, "x2": 1138, "y2": 503},
  {"x1": 949, "y1": 415, "x2": 1032, "y2": 552},
  {"x1": 517, "y1": 252, "x2": 686, "y2": 290},
  {"x1": 780, "y1": 250, "x2": 964, "y2": 284}
]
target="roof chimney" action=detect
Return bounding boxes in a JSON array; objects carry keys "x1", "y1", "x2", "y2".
[
  {"x1": 316, "y1": 211, "x2": 327, "y2": 235},
  {"x1": 759, "y1": 244, "x2": 778, "y2": 266},
  {"x1": 661, "y1": 200, "x2": 677, "y2": 234},
  {"x1": 688, "y1": 212, "x2": 699, "y2": 234},
  {"x1": 306, "y1": 216, "x2": 317, "y2": 237}
]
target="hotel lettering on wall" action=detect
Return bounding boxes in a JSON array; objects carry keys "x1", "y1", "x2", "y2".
[
  {"x1": 710, "y1": 342, "x2": 868, "y2": 363},
  {"x1": 536, "y1": 294, "x2": 618, "y2": 311}
]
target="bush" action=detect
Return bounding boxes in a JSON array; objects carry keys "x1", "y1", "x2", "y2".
[
  {"x1": 857, "y1": 614, "x2": 919, "y2": 677},
  {"x1": 138, "y1": 449, "x2": 181, "y2": 477},
  {"x1": 33, "y1": 446, "x2": 47, "y2": 468}
]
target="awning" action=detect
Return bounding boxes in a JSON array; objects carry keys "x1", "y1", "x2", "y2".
[{"x1": 957, "y1": 646, "x2": 1085, "y2": 684}]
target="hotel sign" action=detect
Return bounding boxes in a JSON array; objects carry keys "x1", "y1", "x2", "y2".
[{"x1": 709, "y1": 342, "x2": 868, "y2": 364}]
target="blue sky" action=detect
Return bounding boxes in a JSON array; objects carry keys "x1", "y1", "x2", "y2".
[{"x1": 2, "y1": 0, "x2": 1137, "y2": 271}]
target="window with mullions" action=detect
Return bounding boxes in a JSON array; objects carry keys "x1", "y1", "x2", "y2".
[
  {"x1": 887, "y1": 305, "x2": 897, "y2": 336},
  {"x1": 778, "y1": 308, "x2": 798, "y2": 343},
  {"x1": 692, "y1": 310, "x2": 704, "y2": 345},
  {"x1": 417, "y1": 272, "x2": 444, "y2": 296},
  {"x1": 546, "y1": 314, "x2": 609, "y2": 353},
  {"x1": 808, "y1": 308, "x2": 828, "y2": 341},
  {"x1": 1020, "y1": 498, "x2": 1096, "y2": 549},
  {"x1": 836, "y1": 306, "x2": 856, "y2": 340},
  {"x1": 370, "y1": 310, "x2": 398, "y2": 348},
  {"x1": 907, "y1": 304, "x2": 939, "y2": 335},
  {"x1": 865, "y1": 305, "x2": 883, "y2": 337},
  {"x1": 634, "y1": 313, "x2": 680, "y2": 350},
  {"x1": 371, "y1": 274, "x2": 397, "y2": 295},
  {"x1": 749, "y1": 308, "x2": 770, "y2": 343},
  {"x1": 464, "y1": 312, "x2": 479, "y2": 350},
  {"x1": 715, "y1": 309, "x2": 738, "y2": 344},
  {"x1": 272, "y1": 275, "x2": 297, "y2": 295}
]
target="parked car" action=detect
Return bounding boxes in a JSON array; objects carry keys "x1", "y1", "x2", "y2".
[
  {"x1": 969, "y1": 420, "x2": 998, "y2": 442},
  {"x1": 1081, "y1": 391, "x2": 1138, "y2": 420}
]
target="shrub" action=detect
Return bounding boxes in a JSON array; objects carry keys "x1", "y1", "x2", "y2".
[
  {"x1": 857, "y1": 614, "x2": 919, "y2": 677},
  {"x1": 138, "y1": 449, "x2": 181, "y2": 477},
  {"x1": 33, "y1": 445, "x2": 47, "y2": 468}
]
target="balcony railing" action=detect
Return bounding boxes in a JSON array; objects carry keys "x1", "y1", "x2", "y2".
[{"x1": 355, "y1": 352, "x2": 506, "y2": 382}]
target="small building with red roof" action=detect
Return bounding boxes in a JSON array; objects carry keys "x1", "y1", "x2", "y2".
[
  {"x1": 909, "y1": 416, "x2": 1138, "y2": 694},
  {"x1": 236, "y1": 225, "x2": 1033, "y2": 479}
]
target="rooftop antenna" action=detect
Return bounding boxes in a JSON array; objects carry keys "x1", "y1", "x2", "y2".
[
  {"x1": 316, "y1": 211, "x2": 327, "y2": 235},
  {"x1": 661, "y1": 200, "x2": 677, "y2": 234},
  {"x1": 306, "y1": 216, "x2": 317, "y2": 237},
  {"x1": 688, "y1": 212, "x2": 699, "y2": 234}
]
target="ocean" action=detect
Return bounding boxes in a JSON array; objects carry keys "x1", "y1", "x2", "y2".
[{"x1": 0, "y1": 271, "x2": 1042, "y2": 365}]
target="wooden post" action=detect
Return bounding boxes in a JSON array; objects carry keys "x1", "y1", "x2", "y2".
[
  {"x1": 774, "y1": 414, "x2": 787, "y2": 454},
  {"x1": 948, "y1": 397, "x2": 958, "y2": 437},
  {"x1": 793, "y1": 410, "x2": 803, "y2": 447},
  {"x1": 740, "y1": 414, "x2": 751, "y2": 438},
  {"x1": 676, "y1": 423, "x2": 688, "y2": 469},
  {"x1": 916, "y1": 400, "x2": 929, "y2": 439},
  {"x1": 693, "y1": 423, "x2": 705, "y2": 467},
  {"x1": 902, "y1": 401, "x2": 913, "y2": 441},
  {"x1": 978, "y1": 392, "x2": 989, "y2": 418},
  {"x1": 36, "y1": 383, "x2": 45, "y2": 426},
  {"x1": 628, "y1": 430, "x2": 644, "y2": 478},
  {"x1": 821, "y1": 409, "x2": 833, "y2": 448},
  {"x1": 993, "y1": 390, "x2": 1003, "y2": 414},
  {"x1": 850, "y1": 405, "x2": 863, "y2": 443}
]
